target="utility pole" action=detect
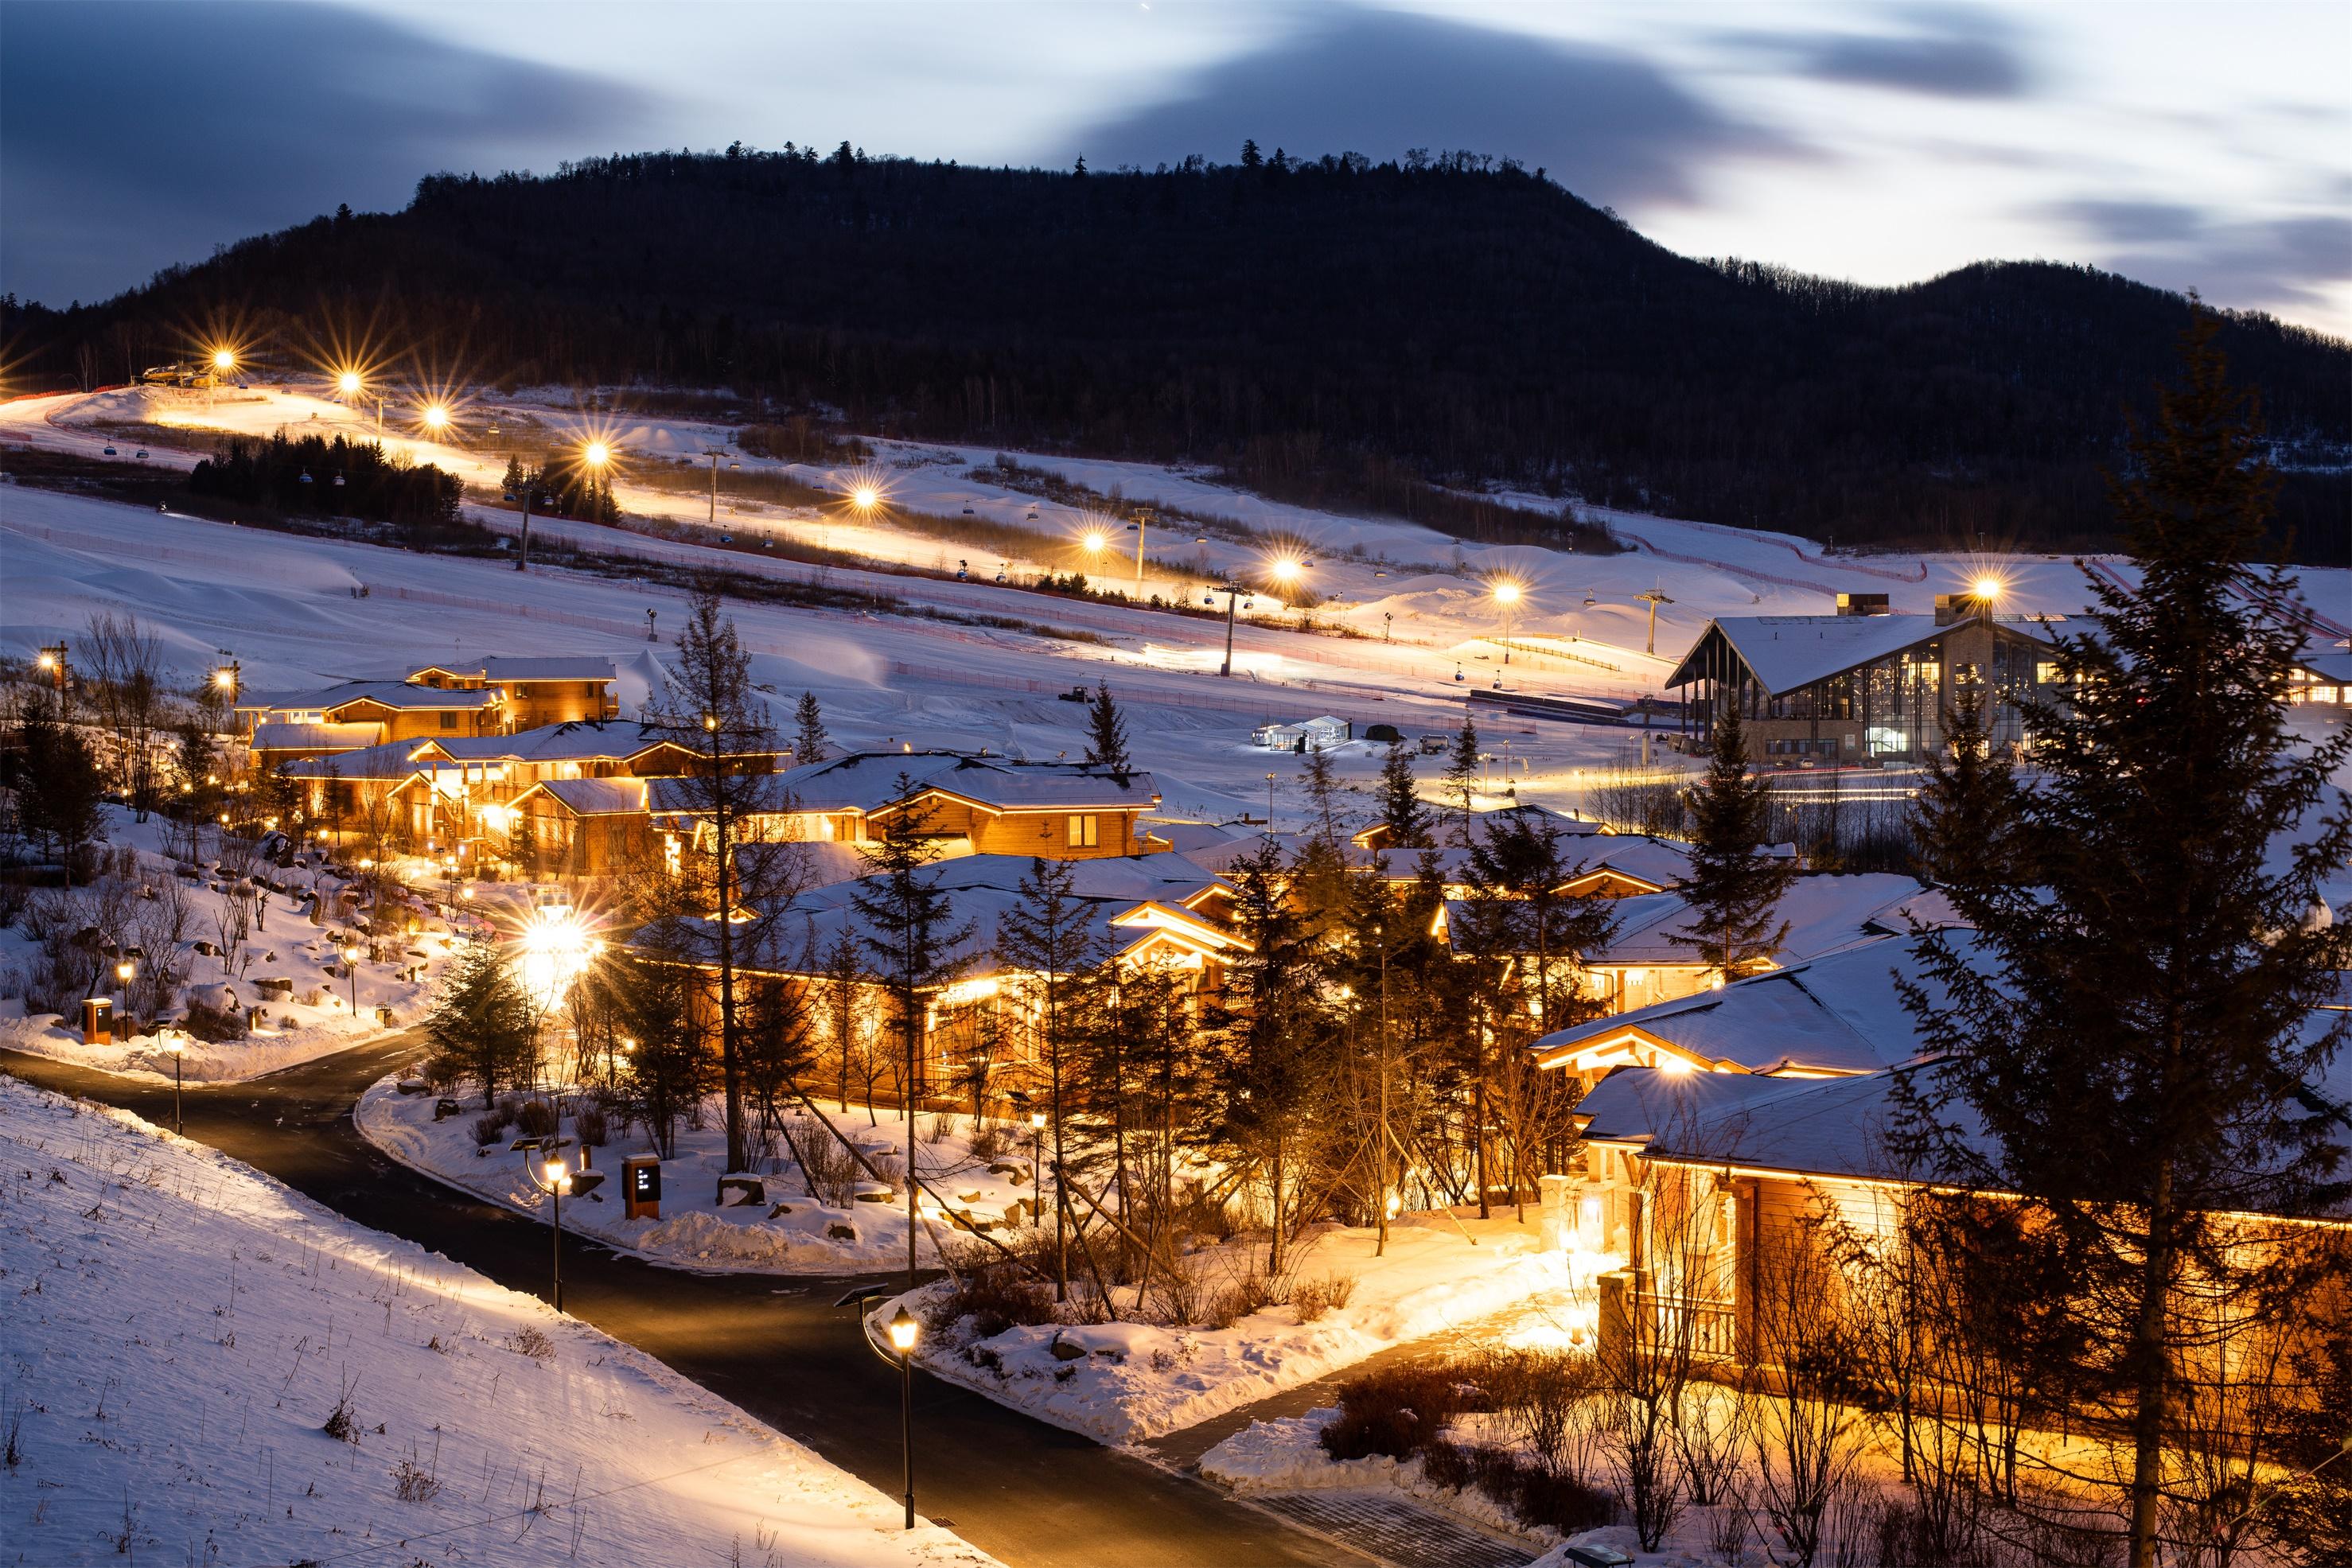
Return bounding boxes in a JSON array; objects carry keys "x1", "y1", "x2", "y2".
[
  {"x1": 703, "y1": 449, "x2": 736, "y2": 528},
  {"x1": 1637, "y1": 588, "x2": 1673, "y2": 656},
  {"x1": 1375, "y1": 924, "x2": 1390, "y2": 1257},
  {"x1": 516, "y1": 474, "x2": 535, "y2": 572},
  {"x1": 1216, "y1": 583, "x2": 1243, "y2": 677},
  {"x1": 1128, "y1": 506, "x2": 1153, "y2": 594}
]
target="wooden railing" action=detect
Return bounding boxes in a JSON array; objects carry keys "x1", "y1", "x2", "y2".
[{"x1": 1637, "y1": 1291, "x2": 1740, "y2": 1362}]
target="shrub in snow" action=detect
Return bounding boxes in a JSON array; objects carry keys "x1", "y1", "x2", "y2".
[
  {"x1": 925, "y1": 1246, "x2": 1056, "y2": 1340},
  {"x1": 470, "y1": 1113, "x2": 509, "y2": 1148},
  {"x1": 574, "y1": 1103, "x2": 609, "y2": 1146},
  {"x1": 1291, "y1": 1272, "x2": 1358, "y2": 1323},
  {"x1": 1319, "y1": 1364, "x2": 1469, "y2": 1462},
  {"x1": 515, "y1": 1099, "x2": 557, "y2": 1138}
]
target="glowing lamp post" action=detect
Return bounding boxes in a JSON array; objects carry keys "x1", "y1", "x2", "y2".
[
  {"x1": 1029, "y1": 1110, "x2": 1046, "y2": 1224},
  {"x1": 166, "y1": 1030, "x2": 185, "y2": 1134},
  {"x1": 1491, "y1": 578, "x2": 1521, "y2": 663},
  {"x1": 518, "y1": 1141, "x2": 572, "y2": 1311},
  {"x1": 208, "y1": 348, "x2": 235, "y2": 410},
  {"x1": 887, "y1": 1305, "x2": 921, "y2": 1529}
]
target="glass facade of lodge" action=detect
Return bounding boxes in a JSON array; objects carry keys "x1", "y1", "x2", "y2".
[{"x1": 1673, "y1": 617, "x2": 2055, "y2": 763}]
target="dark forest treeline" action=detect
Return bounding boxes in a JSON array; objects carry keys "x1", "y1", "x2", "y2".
[
  {"x1": 6, "y1": 144, "x2": 2346, "y2": 561},
  {"x1": 189, "y1": 433, "x2": 467, "y2": 540}
]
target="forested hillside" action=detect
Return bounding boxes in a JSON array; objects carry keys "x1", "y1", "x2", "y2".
[{"x1": 6, "y1": 145, "x2": 2346, "y2": 561}]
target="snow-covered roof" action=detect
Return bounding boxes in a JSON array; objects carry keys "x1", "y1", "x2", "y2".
[
  {"x1": 480, "y1": 656, "x2": 618, "y2": 683},
  {"x1": 654, "y1": 853, "x2": 1240, "y2": 979},
  {"x1": 275, "y1": 739, "x2": 430, "y2": 782},
  {"x1": 520, "y1": 777, "x2": 648, "y2": 816},
  {"x1": 745, "y1": 751, "x2": 1159, "y2": 816},
  {"x1": 321, "y1": 682, "x2": 501, "y2": 714},
  {"x1": 250, "y1": 722, "x2": 380, "y2": 753},
  {"x1": 1531, "y1": 931, "x2": 1972, "y2": 1076},
  {"x1": 1443, "y1": 873, "x2": 1949, "y2": 969},
  {"x1": 1665, "y1": 614, "x2": 2055, "y2": 696},
  {"x1": 1576, "y1": 1012, "x2": 2352, "y2": 1220},
  {"x1": 416, "y1": 721, "x2": 678, "y2": 766}
]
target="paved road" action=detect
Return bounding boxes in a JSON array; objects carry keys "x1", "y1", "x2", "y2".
[{"x1": 0, "y1": 1040, "x2": 1343, "y2": 1568}]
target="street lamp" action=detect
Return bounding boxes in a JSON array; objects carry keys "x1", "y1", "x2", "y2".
[
  {"x1": 518, "y1": 1141, "x2": 572, "y2": 1311},
  {"x1": 1491, "y1": 578, "x2": 1521, "y2": 664},
  {"x1": 343, "y1": 944, "x2": 363, "y2": 1017},
  {"x1": 887, "y1": 1305, "x2": 920, "y2": 1529},
  {"x1": 166, "y1": 1030, "x2": 185, "y2": 1134},
  {"x1": 1028, "y1": 1110, "x2": 1046, "y2": 1225}
]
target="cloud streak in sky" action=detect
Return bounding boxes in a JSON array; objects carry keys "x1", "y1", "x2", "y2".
[
  {"x1": 1083, "y1": 9, "x2": 1805, "y2": 212},
  {"x1": 0, "y1": 1, "x2": 652, "y2": 305}
]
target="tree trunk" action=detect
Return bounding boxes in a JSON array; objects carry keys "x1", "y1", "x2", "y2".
[{"x1": 2127, "y1": 1156, "x2": 2178, "y2": 1568}]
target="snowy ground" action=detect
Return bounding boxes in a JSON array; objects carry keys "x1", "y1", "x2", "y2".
[
  {"x1": 0, "y1": 1075, "x2": 995, "y2": 1567},
  {"x1": 7, "y1": 387, "x2": 2345, "y2": 838},
  {"x1": 0, "y1": 807, "x2": 443, "y2": 1084},
  {"x1": 360, "y1": 1073, "x2": 1048, "y2": 1276},
  {"x1": 898, "y1": 1211, "x2": 1598, "y2": 1446}
]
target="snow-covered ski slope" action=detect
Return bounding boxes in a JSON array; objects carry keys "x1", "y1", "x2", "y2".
[
  {"x1": 6, "y1": 383, "x2": 2343, "y2": 825},
  {"x1": 0, "y1": 1076, "x2": 995, "y2": 1566}
]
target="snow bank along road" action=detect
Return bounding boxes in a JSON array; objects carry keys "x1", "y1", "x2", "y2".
[
  {"x1": 0, "y1": 1039, "x2": 1342, "y2": 1568},
  {"x1": 0, "y1": 1076, "x2": 995, "y2": 1568}
]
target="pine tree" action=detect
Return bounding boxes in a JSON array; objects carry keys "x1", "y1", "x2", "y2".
[
  {"x1": 11, "y1": 698, "x2": 106, "y2": 880},
  {"x1": 995, "y1": 854, "x2": 1103, "y2": 1298},
  {"x1": 1441, "y1": 714, "x2": 1481, "y2": 848},
  {"x1": 1376, "y1": 740, "x2": 1431, "y2": 850},
  {"x1": 424, "y1": 932, "x2": 535, "y2": 1108},
  {"x1": 606, "y1": 947, "x2": 710, "y2": 1159},
  {"x1": 1910, "y1": 679, "x2": 2026, "y2": 890},
  {"x1": 851, "y1": 783, "x2": 975, "y2": 1289},
  {"x1": 500, "y1": 454, "x2": 524, "y2": 497},
  {"x1": 1670, "y1": 703, "x2": 1794, "y2": 975},
  {"x1": 1083, "y1": 680, "x2": 1131, "y2": 773},
  {"x1": 1209, "y1": 838, "x2": 1338, "y2": 1277},
  {"x1": 792, "y1": 691, "x2": 829, "y2": 765},
  {"x1": 1895, "y1": 312, "x2": 2352, "y2": 1568},
  {"x1": 652, "y1": 586, "x2": 807, "y2": 1173},
  {"x1": 1239, "y1": 138, "x2": 1264, "y2": 169}
]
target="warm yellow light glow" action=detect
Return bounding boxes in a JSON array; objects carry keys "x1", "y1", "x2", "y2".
[
  {"x1": 167, "y1": 1033, "x2": 185, "y2": 1056},
  {"x1": 702, "y1": 714, "x2": 718, "y2": 732},
  {"x1": 851, "y1": 484, "x2": 879, "y2": 510},
  {"x1": 36, "y1": 652, "x2": 56, "y2": 670},
  {"x1": 212, "y1": 668, "x2": 236, "y2": 691},
  {"x1": 212, "y1": 348, "x2": 236, "y2": 372},
  {"x1": 548, "y1": 1158, "x2": 567, "y2": 1184},
  {"x1": 1972, "y1": 575, "x2": 2003, "y2": 602},
  {"x1": 1491, "y1": 580, "x2": 1521, "y2": 605},
  {"x1": 1270, "y1": 556, "x2": 1303, "y2": 585},
  {"x1": 1081, "y1": 531, "x2": 1108, "y2": 554},
  {"x1": 422, "y1": 403, "x2": 450, "y2": 432},
  {"x1": 115, "y1": 960, "x2": 136, "y2": 983},
  {"x1": 337, "y1": 371, "x2": 363, "y2": 396},
  {"x1": 887, "y1": 1306, "x2": 919, "y2": 1354},
  {"x1": 1030, "y1": 1111, "x2": 1046, "y2": 1130},
  {"x1": 582, "y1": 441, "x2": 610, "y2": 469},
  {"x1": 515, "y1": 905, "x2": 599, "y2": 1010},
  {"x1": 344, "y1": 946, "x2": 364, "y2": 963}
]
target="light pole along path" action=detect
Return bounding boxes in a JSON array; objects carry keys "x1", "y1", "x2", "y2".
[{"x1": 0, "y1": 1038, "x2": 1344, "y2": 1568}]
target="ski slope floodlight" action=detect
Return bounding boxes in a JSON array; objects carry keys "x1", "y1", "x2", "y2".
[
  {"x1": 582, "y1": 441, "x2": 611, "y2": 469},
  {"x1": 422, "y1": 403, "x2": 451, "y2": 433},
  {"x1": 212, "y1": 348, "x2": 236, "y2": 372},
  {"x1": 1081, "y1": 529, "x2": 1108, "y2": 554},
  {"x1": 1491, "y1": 579, "x2": 1522, "y2": 606},
  {"x1": 1972, "y1": 574, "x2": 2004, "y2": 604},
  {"x1": 1270, "y1": 555, "x2": 1303, "y2": 585},
  {"x1": 337, "y1": 370, "x2": 363, "y2": 396}
]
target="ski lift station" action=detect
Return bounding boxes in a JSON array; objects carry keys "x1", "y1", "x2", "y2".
[{"x1": 1252, "y1": 714, "x2": 1353, "y2": 753}]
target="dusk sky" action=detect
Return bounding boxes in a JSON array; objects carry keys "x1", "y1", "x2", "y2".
[{"x1": 5, "y1": 0, "x2": 2346, "y2": 334}]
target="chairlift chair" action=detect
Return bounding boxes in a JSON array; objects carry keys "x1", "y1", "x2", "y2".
[{"x1": 103, "y1": 444, "x2": 117, "y2": 457}]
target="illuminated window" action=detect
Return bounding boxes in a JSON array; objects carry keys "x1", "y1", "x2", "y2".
[
  {"x1": 1066, "y1": 814, "x2": 1100, "y2": 848},
  {"x1": 1914, "y1": 662, "x2": 1941, "y2": 687},
  {"x1": 2037, "y1": 662, "x2": 2064, "y2": 684}
]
